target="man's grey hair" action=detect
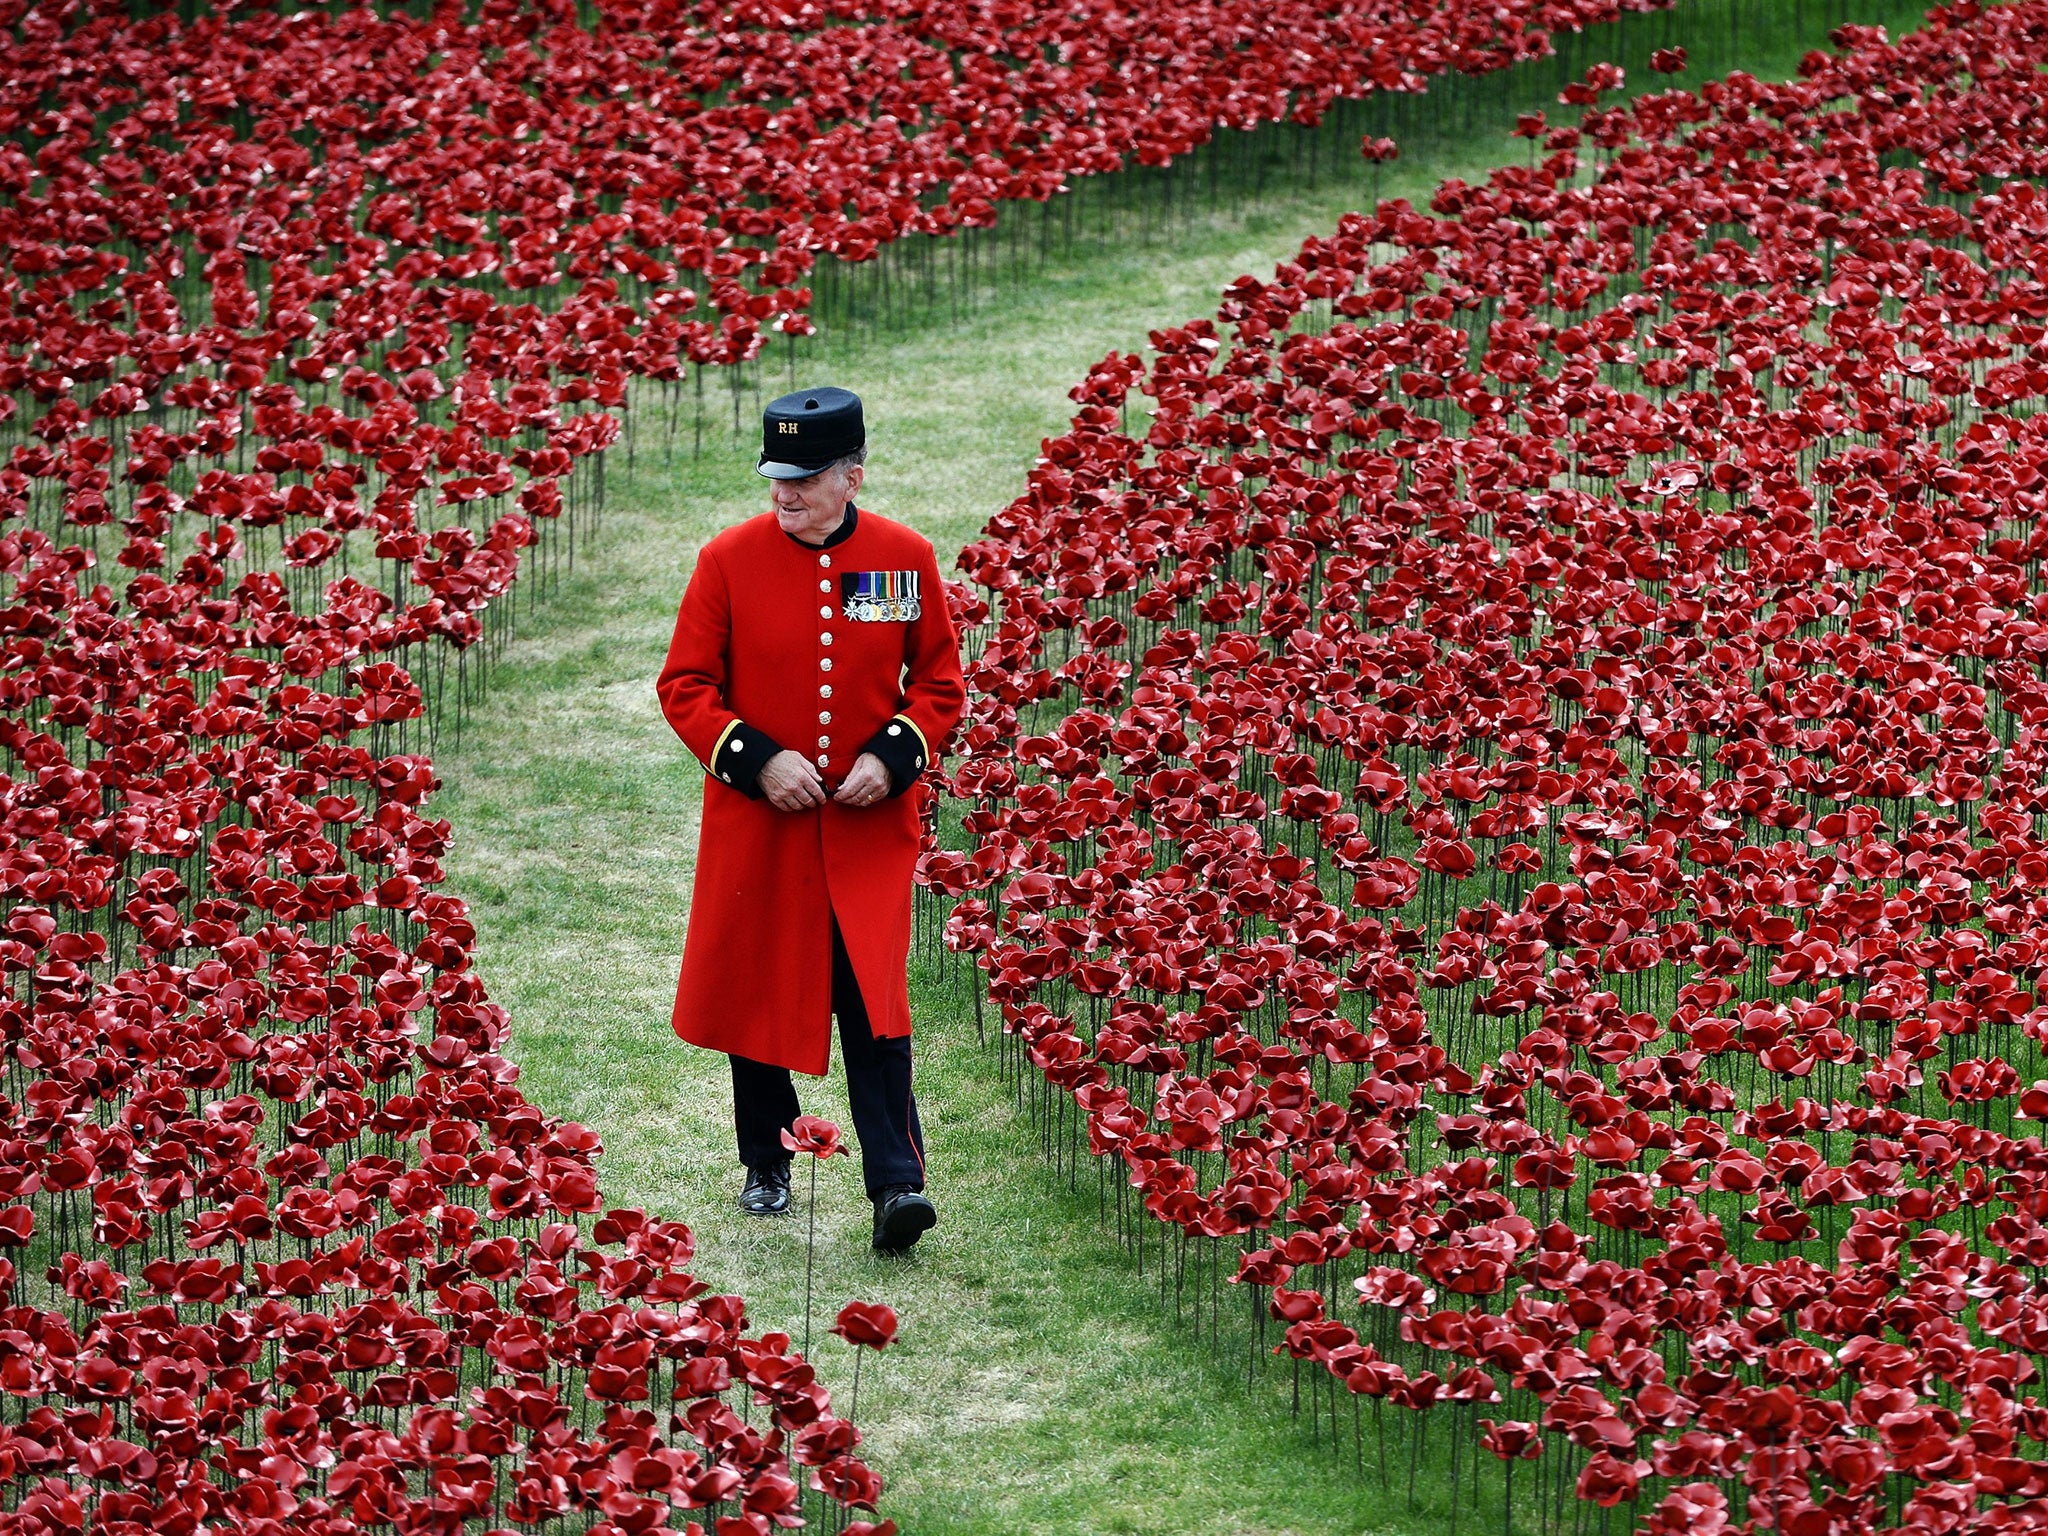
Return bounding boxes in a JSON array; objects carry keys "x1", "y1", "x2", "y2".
[{"x1": 827, "y1": 445, "x2": 868, "y2": 474}]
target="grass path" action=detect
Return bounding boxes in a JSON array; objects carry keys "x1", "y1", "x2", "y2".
[{"x1": 433, "y1": 5, "x2": 1932, "y2": 1531}]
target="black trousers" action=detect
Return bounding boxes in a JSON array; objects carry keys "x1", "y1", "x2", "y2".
[{"x1": 730, "y1": 919, "x2": 926, "y2": 1199}]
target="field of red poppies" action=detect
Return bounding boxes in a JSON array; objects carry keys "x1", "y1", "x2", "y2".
[
  {"x1": 930, "y1": 3, "x2": 2048, "y2": 1531},
  {"x1": 0, "y1": 0, "x2": 1767, "y2": 1531}
]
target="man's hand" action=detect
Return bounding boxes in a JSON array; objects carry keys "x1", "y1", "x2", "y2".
[
  {"x1": 759, "y1": 750, "x2": 828, "y2": 811},
  {"x1": 832, "y1": 752, "x2": 892, "y2": 808}
]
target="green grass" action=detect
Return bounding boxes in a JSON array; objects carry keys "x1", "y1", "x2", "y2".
[{"x1": 432, "y1": 3, "x2": 1937, "y2": 1531}]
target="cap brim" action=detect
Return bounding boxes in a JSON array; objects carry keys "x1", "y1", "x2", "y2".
[{"x1": 757, "y1": 459, "x2": 833, "y2": 480}]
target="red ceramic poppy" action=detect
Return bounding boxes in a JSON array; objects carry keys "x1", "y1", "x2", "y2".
[
  {"x1": 830, "y1": 1302, "x2": 901, "y2": 1351},
  {"x1": 781, "y1": 1115, "x2": 849, "y2": 1159}
]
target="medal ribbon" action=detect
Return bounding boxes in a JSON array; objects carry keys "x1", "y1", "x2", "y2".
[{"x1": 847, "y1": 572, "x2": 919, "y2": 605}]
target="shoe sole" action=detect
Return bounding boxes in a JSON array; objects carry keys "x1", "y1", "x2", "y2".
[{"x1": 874, "y1": 1196, "x2": 936, "y2": 1251}]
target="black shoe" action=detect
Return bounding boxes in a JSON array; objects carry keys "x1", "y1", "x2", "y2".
[
  {"x1": 739, "y1": 1159, "x2": 793, "y2": 1216},
  {"x1": 872, "y1": 1185, "x2": 936, "y2": 1252}
]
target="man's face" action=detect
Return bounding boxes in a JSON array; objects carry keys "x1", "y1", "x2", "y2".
[{"x1": 771, "y1": 461, "x2": 862, "y2": 542}]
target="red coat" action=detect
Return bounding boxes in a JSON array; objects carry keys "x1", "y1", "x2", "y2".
[{"x1": 656, "y1": 506, "x2": 965, "y2": 1075}]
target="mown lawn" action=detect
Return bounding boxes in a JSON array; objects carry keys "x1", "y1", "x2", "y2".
[{"x1": 432, "y1": 3, "x2": 1933, "y2": 1531}]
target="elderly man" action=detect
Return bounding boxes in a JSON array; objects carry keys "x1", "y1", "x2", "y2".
[{"x1": 656, "y1": 386, "x2": 965, "y2": 1253}]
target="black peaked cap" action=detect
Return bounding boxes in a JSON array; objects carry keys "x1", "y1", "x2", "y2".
[{"x1": 758, "y1": 386, "x2": 865, "y2": 479}]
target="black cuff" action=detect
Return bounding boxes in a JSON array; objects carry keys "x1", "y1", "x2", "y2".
[
  {"x1": 712, "y1": 721, "x2": 783, "y2": 799},
  {"x1": 862, "y1": 716, "x2": 928, "y2": 798}
]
